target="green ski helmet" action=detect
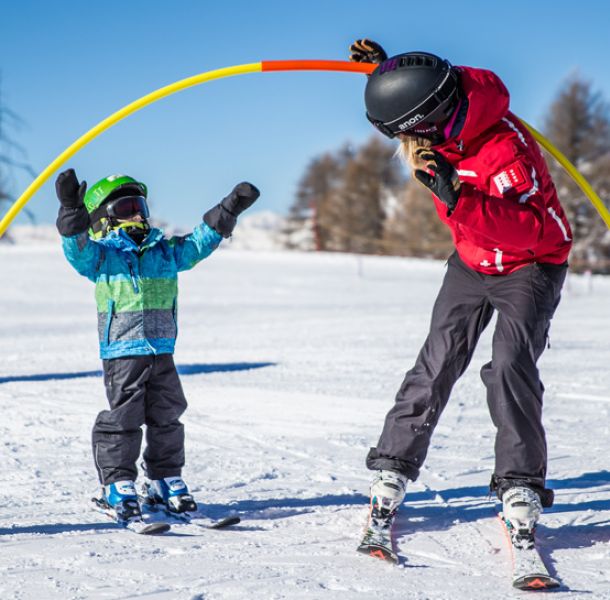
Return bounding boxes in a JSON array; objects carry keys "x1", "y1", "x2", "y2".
[{"x1": 84, "y1": 174, "x2": 148, "y2": 239}]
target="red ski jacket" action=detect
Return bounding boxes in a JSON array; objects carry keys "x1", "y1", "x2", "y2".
[{"x1": 432, "y1": 66, "x2": 572, "y2": 274}]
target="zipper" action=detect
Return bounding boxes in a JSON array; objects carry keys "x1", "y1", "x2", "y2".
[
  {"x1": 172, "y1": 298, "x2": 178, "y2": 337},
  {"x1": 493, "y1": 248, "x2": 504, "y2": 273},
  {"x1": 128, "y1": 260, "x2": 140, "y2": 293},
  {"x1": 104, "y1": 299, "x2": 115, "y2": 345},
  {"x1": 547, "y1": 207, "x2": 572, "y2": 242}
]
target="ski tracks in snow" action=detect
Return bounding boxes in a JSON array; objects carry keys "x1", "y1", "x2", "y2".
[{"x1": 0, "y1": 247, "x2": 609, "y2": 598}]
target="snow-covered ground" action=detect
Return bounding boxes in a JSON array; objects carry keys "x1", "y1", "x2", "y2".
[{"x1": 0, "y1": 240, "x2": 608, "y2": 599}]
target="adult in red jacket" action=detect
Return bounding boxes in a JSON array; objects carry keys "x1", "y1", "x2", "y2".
[{"x1": 350, "y1": 41, "x2": 572, "y2": 536}]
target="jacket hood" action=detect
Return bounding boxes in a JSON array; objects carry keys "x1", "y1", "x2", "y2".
[
  {"x1": 97, "y1": 227, "x2": 164, "y2": 252},
  {"x1": 451, "y1": 66, "x2": 510, "y2": 144}
]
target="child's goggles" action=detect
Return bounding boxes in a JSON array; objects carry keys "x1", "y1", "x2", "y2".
[{"x1": 106, "y1": 196, "x2": 150, "y2": 220}]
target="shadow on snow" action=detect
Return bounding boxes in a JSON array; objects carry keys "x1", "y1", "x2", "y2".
[
  {"x1": 0, "y1": 470, "x2": 607, "y2": 585},
  {"x1": 0, "y1": 522, "x2": 117, "y2": 535},
  {"x1": 0, "y1": 362, "x2": 277, "y2": 384},
  {"x1": 201, "y1": 470, "x2": 610, "y2": 526},
  {"x1": 198, "y1": 471, "x2": 609, "y2": 590}
]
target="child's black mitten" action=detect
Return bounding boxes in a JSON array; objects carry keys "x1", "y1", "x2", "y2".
[
  {"x1": 203, "y1": 182, "x2": 260, "y2": 238},
  {"x1": 55, "y1": 168, "x2": 90, "y2": 236},
  {"x1": 56, "y1": 168, "x2": 87, "y2": 208}
]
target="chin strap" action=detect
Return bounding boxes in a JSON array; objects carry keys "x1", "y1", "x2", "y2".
[
  {"x1": 113, "y1": 220, "x2": 148, "y2": 232},
  {"x1": 111, "y1": 220, "x2": 150, "y2": 244}
]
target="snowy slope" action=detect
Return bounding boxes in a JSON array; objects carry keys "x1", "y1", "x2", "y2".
[{"x1": 0, "y1": 243, "x2": 608, "y2": 599}]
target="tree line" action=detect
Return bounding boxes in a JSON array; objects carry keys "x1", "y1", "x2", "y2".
[
  {"x1": 1, "y1": 73, "x2": 608, "y2": 269},
  {"x1": 0, "y1": 78, "x2": 36, "y2": 239},
  {"x1": 284, "y1": 73, "x2": 610, "y2": 273}
]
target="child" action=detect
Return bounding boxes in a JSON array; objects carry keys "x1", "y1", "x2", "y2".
[{"x1": 55, "y1": 168, "x2": 259, "y2": 525}]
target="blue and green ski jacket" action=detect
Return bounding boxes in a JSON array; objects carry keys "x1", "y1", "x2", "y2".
[{"x1": 61, "y1": 223, "x2": 222, "y2": 359}]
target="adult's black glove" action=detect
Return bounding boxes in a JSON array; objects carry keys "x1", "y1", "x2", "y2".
[
  {"x1": 349, "y1": 39, "x2": 388, "y2": 64},
  {"x1": 203, "y1": 182, "x2": 260, "y2": 238},
  {"x1": 413, "y1": 150, "x2": 461, "y2": 212},
  {"x1": 55, "y1": 168, "x2": 87, "y2": 208},
  {"x1": 55, "y1": 168, "x2": 90, "y2": 236}
]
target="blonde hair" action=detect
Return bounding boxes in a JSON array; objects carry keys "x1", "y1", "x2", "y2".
[{"x1": 394, "y1": 136, "x2": 433, "y2": 171}]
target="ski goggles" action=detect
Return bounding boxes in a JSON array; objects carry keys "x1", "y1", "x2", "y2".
[
  {"x1": 106, "y1": 195, "x2": 150, "y2": 220},
  {"x1": 367, "y1": 114, "x2": 442, "y2": 142}
]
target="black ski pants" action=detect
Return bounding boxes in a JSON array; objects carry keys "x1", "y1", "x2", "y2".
[
  {"x1": 92, "y1": 354, "x2": 188, "y2": 485},
  {"x1": 367, "y1": 253, "x2": 567, "y2": 505}
]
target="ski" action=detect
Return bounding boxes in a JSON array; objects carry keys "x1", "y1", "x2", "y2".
[
  {"x1": 141, "y1": 497, "x2": 240, "y2": 530},
  {"x1": 499, "y1": 513, "x2": 560, "y2": 590},
  {"x1": 91, "y1": 496, "x2": 171, "y2": 535},
  {"x1": 156, "y1": 506, "x2": 240, "y2": 530},
  {"x1": 357, "y1": 510, "x2": 399, "y2": 564}
]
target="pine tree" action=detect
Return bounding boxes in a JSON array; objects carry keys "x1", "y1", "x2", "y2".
[
  {"x1": 284, "y1": 148, "x2": 351, "y2": 251},
  {"x1": 333, "y1": 138, "x2": 402, "y2": 254},
  {"x1": 0, "y1": 76, "x2": 36, "y2": 237},
  {"x1": 383, "y1": 179, "x2": 453, "y2": 258},
  {"x1": 288, "y1": 137, "x2": 405, "y2": 254},
  {"x1": 544, "y1": 73, "x2": 610, "y2": 272}
]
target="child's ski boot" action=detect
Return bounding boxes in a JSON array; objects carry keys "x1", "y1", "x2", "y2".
[
  {"x1": 143, "y1": 476, "x2": 198, "y2": 514},
  {"x1": 91, "y1": 480, "x2": 170, "y2": 534},
  {"x1": 103, "y1": 480, "x2": 143, "y2": 522}
]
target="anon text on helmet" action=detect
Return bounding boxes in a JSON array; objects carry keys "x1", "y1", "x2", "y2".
[{"x1": 398, "y1": 114, "x2": 425, "y2": 130}]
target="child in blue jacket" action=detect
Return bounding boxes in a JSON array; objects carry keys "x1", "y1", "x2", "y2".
[{"x1": 55, "y1": 168, "x2": 259, "y2": 525}]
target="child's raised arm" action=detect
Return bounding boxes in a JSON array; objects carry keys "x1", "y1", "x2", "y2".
[
  {"x1": 170, "y1": 182, "x2": 259, "y2": 271},
  {"x1": 56, "y1": 168, "x2": 101, "y2": 282},
  {"x1": 203, "y1": 182, "x2": 260, "y2": 239}
]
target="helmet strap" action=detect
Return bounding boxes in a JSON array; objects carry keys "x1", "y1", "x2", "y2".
[
  {"x1": 111, "y1": 220, "x2": 150, "y2": 245},
  {"x1": 442, "y1": 97, "x2": 465, "y2": 140}
]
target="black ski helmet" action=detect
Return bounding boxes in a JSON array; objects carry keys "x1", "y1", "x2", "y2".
[{"x1": 365, "y1": 52, "x2": 460, "y2": 139}]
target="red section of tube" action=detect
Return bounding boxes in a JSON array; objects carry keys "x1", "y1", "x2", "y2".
[{"x1": 261, "y1": 60, "x2": 375, "y2": 75}]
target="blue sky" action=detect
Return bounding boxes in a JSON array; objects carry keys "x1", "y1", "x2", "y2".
[{"x1": 1, "y1": 0, "x2": 609, "y2": 228}]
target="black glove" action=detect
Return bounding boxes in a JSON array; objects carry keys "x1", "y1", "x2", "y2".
[
  {"x1": 55, "y1": 168, "x2": 87, "y2": 208},
  {"x1": 55, "y1": 168, "x2": 90, "y2": 236},
  {"x1": 349, "y1": 39, "x2": 388, "y2": 64},
  {"x1": 203, "y1": 182, "x2": 260, "y2": 238},
  {"x1": 413, "y1": 150, "x2": 461, "y2": 212},
  {"x1": 220, "y1": 182, "x2": 260, "y2": 216}
]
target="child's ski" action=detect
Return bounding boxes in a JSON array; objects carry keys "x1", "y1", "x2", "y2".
[
  {"x1": 141, "y1": 498, "x2": 240, "y2": 530},
  {"x1": 91, "y1": 496, "x2": 170, "y2": 535},
  {"x1": 159, "y1": 507, "x2": 240, "y2": 530}
]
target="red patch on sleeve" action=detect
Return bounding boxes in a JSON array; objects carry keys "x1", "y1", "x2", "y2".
[{"x1": 491, "y1": 161, "x2": 532, "y2": 195}]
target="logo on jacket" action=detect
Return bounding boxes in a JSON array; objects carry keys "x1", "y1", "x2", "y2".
[{"x1": 492, "y1": 161, "x2": 531, "y2": 195}]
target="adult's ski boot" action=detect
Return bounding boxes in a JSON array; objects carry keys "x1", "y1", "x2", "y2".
[
  {"x1": 358, "y1": 470, "x2": 408, "y2": 563},
  {"x1": 502, "y1": 486, "x2": 542, "y2": 549}
]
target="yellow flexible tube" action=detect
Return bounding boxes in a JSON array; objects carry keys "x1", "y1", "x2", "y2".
[
  {"x1": 520, "y1": 120, "x2": 610, "y2": 229},
  {"x1": 0, "y1": 63, "x2": 263, "y2": 238},
  {"x1": 0, "y1": 60, "x2": 607, "y2": 237}
]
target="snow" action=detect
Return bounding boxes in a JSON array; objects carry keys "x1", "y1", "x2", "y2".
[
  {"x1": 227, "y1": 211, "x2": 287, "y2": 252},
  {"x1": 0, "y1": 241, "x2": 609, "y2": 599}
]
